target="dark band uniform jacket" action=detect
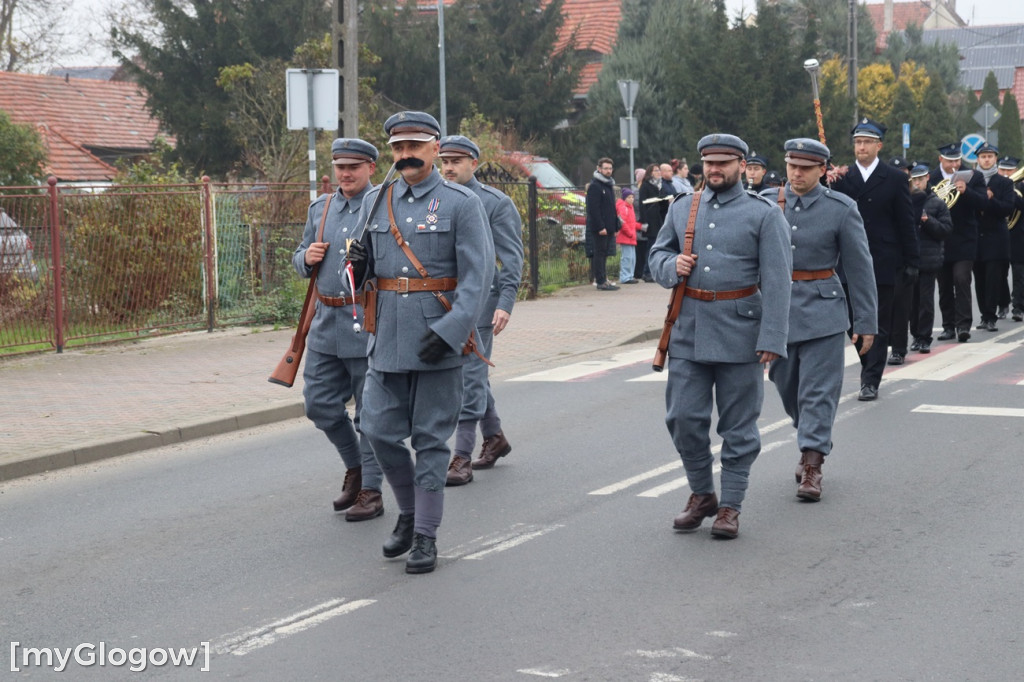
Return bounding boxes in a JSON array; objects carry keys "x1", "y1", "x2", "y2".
[
  {"x1": 913, "y1": 189, "x2": 954, "y2": 273},
  {"x1": 975, "y1": 172, "x2": 1015, "y2": 262},
  {"x1": 357, "y1": 168, "x2": 494, "y2": 371},
  {"x1": 831, "y1": 160, "x2": 919, "y2": 284},
  {"x1": 648, "y1": 183, "x2": 792, "y2": 362},
  {"x1": 763, "y1": 183, "x2": 878, "y2": 342},
  {"x1": 292, "y1": 183, "x2": 373, "y2": 358},
  {"x1": 1012, "y1": 179, "x2": 1024, "y2": 263},
  {"x1": 928, "y1": 166, "x2": 987, "y2": 263}
]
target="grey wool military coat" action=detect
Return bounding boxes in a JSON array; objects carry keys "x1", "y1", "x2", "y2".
[
  {"x1": 649, "y1": 183, "x2": 792, "y2": 363},
  {"x1": 292, "y1": 184, "x2": 373, "y2": 359},
  {"x1": 464, "y1": 176, "x2": 524, "y2": 326},
  {"x1": 765, "y1": 183, "x2": 878, "y2": 343},
  {"x1": 357, "y1": 168, "x2": 494, "y2": 372}
]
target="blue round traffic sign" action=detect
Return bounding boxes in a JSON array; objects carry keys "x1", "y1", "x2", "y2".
[{"x1": 961, "y1": 134, "x2": 986, "y2": 163}]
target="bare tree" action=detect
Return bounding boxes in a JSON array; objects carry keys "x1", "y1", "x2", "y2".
[{"x1": 1, "y1": 0, "x2": 72, "y2": 71}]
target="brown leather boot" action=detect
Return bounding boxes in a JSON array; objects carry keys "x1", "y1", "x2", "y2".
[
  {"x1": 332, "y1": 467, "x2": 362, "y2": 511},
  {"x1": 795, "y1": 450, "x2": 807, "y2": 483},
  {"x1": 445, "y1": 456, "x2": 474, "y2": 486},
  {"x1": 710, "y1": 507, "x2": 740, "y2": 539},
  {"x1": 471, "y1": 431, "x2": 512, "y2": 469},
  {"x1": 797, "y1": 449, "x2": 825, "y2": 501},
  {"x1": 673, "y1": 492, "x2": 718, "y2": 531},
  {"x1": 345, "y1": 489, "x2": 384, "y2": 521}
]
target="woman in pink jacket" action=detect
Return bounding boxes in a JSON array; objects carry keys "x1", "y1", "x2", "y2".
[{"x1": 616, "y1": 188, "x2": 639, "y2": 284}]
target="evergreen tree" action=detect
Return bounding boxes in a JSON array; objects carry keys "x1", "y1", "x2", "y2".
[
  {"x1": 360, "y1": 1, "x2": 439, "y2": 113},
  {"x1": 889, "y1": 80, "x2": 916, "y2": 161},
  {"x1": 979, "y1": 71, "x2": 1001, "y2": 107},
  {"x1": 111, "y1": 0, "x2": 324, "y2": 176},
  {"x1": 913, "y1": 75, "x2": 956, "y2": 165},
  {"x1": 996, "y1": 93, "x2": 1023, "y2": 160},
  {"x1": 953, "y1": 89, "x2": 980, "y2": 140}
]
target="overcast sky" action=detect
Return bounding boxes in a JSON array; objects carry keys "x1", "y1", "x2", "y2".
[{"x1": 52, "y1": 0, "x2": 1024, "y2": 70}]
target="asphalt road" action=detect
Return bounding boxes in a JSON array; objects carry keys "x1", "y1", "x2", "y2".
[{"x1": 3, "y1": 333, "x2": 1024, "y2": 680}]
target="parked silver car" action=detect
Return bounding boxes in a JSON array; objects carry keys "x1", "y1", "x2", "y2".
[{"x1": 0, "y1": 208, "x2": 40, "y2": 282}]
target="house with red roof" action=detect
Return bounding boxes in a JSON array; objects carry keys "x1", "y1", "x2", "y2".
[
  {"x1": 0, "y1": 71, "x2": 172, "y2": 185},
  {"x1": 864, "y1": 0, "x2": 965, "y2": 51}
]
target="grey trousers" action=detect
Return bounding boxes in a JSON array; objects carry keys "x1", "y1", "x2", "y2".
[
  {"x1": 768, "y1": 332, "x2": 846, "y2": 456},
  {"x1": 302, "y1": 349, "x2": 382, "y2": 490},
  {"x1": 665, "y1": 357, "x2": 764, "y2": 511},
  {"x1": 455, "y1": 324, "x2": 498, "y2": 456}
]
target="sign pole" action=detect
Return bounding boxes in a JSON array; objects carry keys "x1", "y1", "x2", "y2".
[{"x1": 306, "y1": 70, "x2": 318, "y2": 201}]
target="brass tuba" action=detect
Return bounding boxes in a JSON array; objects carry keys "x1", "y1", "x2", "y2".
[
  {"x1": 932, "y1": 177, "x2": 960, "y2": 208},
  {"x1": 1009, "y1": 166, "x2": 1024, "y2": 230}
]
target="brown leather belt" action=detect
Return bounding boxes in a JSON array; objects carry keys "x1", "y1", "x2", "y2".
[
  {"x1": 376, "y1": 277, "x2": 458, "y2": 293},
  {"x1": 792, "y1": 268, "x2": 836, "y2": 281},
  {"x1": 684, "y1": 284, "x2": 758, "y2": 301},
  {"x1": 316, "y1": 292, "x2": 362, "y2": 306}
]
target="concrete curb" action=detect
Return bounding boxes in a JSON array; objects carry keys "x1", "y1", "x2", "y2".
[{"x1": 0, "y1": 402, "x2": 304, "y2": 482}]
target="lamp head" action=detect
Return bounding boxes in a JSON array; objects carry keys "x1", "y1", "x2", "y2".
[{"x1": 803, "y1": 58, "x2": 820, "y2": 73}]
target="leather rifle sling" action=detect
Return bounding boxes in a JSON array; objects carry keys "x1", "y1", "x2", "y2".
[
  {"x1": 776, "y1": 185, "x2": 785, "y2": 211},
  {"x1": 299, "y1": 193, "x2": 334, "y2": 345},
  {"x1": 385, "y1": 185, "x2": 493, "y2": 366},
  {"x1": 652, "y1": 191, "x2": 701, "y2": 371}
]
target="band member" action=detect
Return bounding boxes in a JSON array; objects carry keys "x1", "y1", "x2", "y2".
[
  {"x1": 908, "y1": 165, "x2": 953, "y2": 354},
  {"x1": 931, "y1": 143, "x2": 986, "y2": 342},
  {"x1": 649, "y1": 133, "x2": 791, "y2": 539},
  {"x1": 997, "y1": 156, "x2": 1024, "y2": 321},
  {"x1": 291, "y1": 138, "x2": 385, "y2": 521},
  {"x1": 437, "y1": 135, "x2": 524, "y2": 484},
  {"x1": 766, "y1": 138, "x2": 876, "y2": 501},
  {"x1": 351, "y1": 111, "x2": 493, "y2": 574},
  {"x1": 829, "y1": 118, "x2": 918, "y2": 401},
  {"x1": 972, "y1": 143, "x2": 1015, "y2": 332},
  {"x1": 744, "y1": 151, "x2": 769, "y2": 191}
]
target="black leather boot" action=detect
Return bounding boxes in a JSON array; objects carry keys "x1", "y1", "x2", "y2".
[
  {"x1": 382, "y1": 513, "x2": 415, "y2": 558},
  {"x1": 405, "y1": 533, "x2": 437, "y2": 574}
]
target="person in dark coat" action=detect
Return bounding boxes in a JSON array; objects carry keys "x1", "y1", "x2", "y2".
[
  {"x1": 638, "y1": 163, "x2": 666, "y2": 282},
  {"x1": 930, "y1": 143, "x2": 987, "y2": 342},
  {"x1": 971, "y1": 144, "x2": 1015, "y2": 332},
  {"x1": 829, "y1": 118, "x2": 919, "y2": 401},
  {"x1": 998, "y1": 156, "x2": 1024, "y2": 321},
  {"x1": 586, "y1": 157, "x2": 619, "y2": 290},
  {"x1": 907, "y1": 165, "x2": 953, "y2": 353}
]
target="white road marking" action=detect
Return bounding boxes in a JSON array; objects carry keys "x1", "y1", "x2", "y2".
[
  {"x1": 887, "y1": 326, "x2": 1024, "y2": 381},
  {"x1": 510, "y1": 348, "x2": 651, "y2": 382},
  {"x1": 650, "y1": 674, "x2": 702, "y2": 682},
  {"x1": 635, "y1": 648, "x2": 713, "y2": 660},
  {"x1": 912, "y1": 404, "x2": 1024, "y2": 418},
  {"x1": 706, "y1": 630, "x2": 738, "y2": 637},
  {"x1": 589, "y1": 461, "x2": 682, "y2": 495},
  {"x1": 447, "y1": 524, "x2": 564, "y2": 561},
  {"x1": 517, "y1": 668, "x2": 573, "y2": 678},
  {"x1": 214, "y1": 598, "x2": 375, "y2": 656}
]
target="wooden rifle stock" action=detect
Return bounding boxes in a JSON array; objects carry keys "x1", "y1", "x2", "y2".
[
  {"x1": 268, "y1": 194, "x2": 333, "y2": 387},
  {"x1": 651, "y1": 190, "x2": 702, "y2": 372}
]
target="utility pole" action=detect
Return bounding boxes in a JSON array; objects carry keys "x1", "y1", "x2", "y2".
[
  {"x1": 332, "y1": 0, "x2": 359, "y2": 137},
  {"x1": 849, "y1": 0, "x2": 859, "y2": 126},
  {"x1": 437, "y1": 0, "x2": 448, "y2": 137}
]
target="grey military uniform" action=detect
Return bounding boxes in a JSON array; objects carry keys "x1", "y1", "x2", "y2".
[
  {"x1": 648, "y1": 182, "x2": 792, "y2": 511},
  {"x1": 357, "y1": 167, "x2": 493, "y2": 528},
  {"x1": 458, "y1": 176, "x2": 524, "y2": 423},
  {"x1": 291, "y1": 185, "x2": 382, "y2": 490},
  {"x1": 763, "y1": 183, "x2": 878, "y2": 456}
]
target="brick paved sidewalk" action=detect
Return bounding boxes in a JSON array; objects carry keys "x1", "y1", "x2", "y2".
[{"x1": 0, "y1": 282, "x2": 669, "y2": 481}]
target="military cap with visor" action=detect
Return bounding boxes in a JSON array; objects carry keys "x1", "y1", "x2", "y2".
[
  {"x1": 938, "y1": 143, "x2": 962, "y2": 160},
  {"x1": 698, "y1": 133, "x2": 749, "y2": 162},
  {"x1": 784, "y1": 138, "x2": 830, "y2": 167},
  {"x1": 910, "y1": 164, "x2": 930, "y2": 179},
  {"x1": 384, "y1": 111, "x2": 441, "y2": 144},
  {"x1": 998, "y1": 156, "x2": 1020, "y2": 170},
  {"x1": 438, "y1": 135, "x2": 480, "y2": 159},
  {"x1": 976, "y1": 142, "x2": 999, "y2": 156},
  {"x1": 850, "y1": 117, "x2": 886, "y2": 140},
  {"x1": 745, "y1": 151, "x2": 768, "y2": 167},
  {"x1": 331, "y1": 138, "x2": 378, "y2": 164}
]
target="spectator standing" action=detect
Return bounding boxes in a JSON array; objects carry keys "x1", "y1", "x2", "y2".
[
  {"x1": 616, "y1": 188, "x2": 639, "y2": 284},
  {"x1": 637, "y1": 163, "x2": 663, "y2": 282},
  {"x1": 586, "y1": 157, "x2": 620, "y2": 290}
]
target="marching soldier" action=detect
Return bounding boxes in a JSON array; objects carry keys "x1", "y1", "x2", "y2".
[
  {"x1": 744, "y1": 151, "x2": 769, "y2": 191},
  {"x1": 291, "y1": 138, "x2": 385, "y2": 521},
  {"x1": 972, "y1": 143, "x2": 1015, "y2": 332},
  {"x1": 931, "y1": 143, "x2": 986, "y2": 342},
  {"x1": 437, "y1": 135, "x2": 524, "y2": 485},
  {"x1": 997, "y1": 156, "x2": 1024, "y2": 321},
  {"x1": 649, "y1": 133, "x2": 792, "y2": 539},
  {"x1": 350, "y1": 112, "x2": 493, "y2": 574},
  {"x1": 765, "y1": 139, "x2": 877, "y2": 501}
]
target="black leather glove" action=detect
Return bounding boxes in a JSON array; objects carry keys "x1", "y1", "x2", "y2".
[
  {"x1": 903, "y1": 265, "x2": 919, "y2": 284},
  {"x1": 418, "y1": 330, "x2": 451, "y2": 364},
  {"x1": 346, "y1": 239, "x2": 368, "y2": 281}
]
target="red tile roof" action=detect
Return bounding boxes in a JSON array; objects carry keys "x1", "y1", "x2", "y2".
[
  {"x1": 0, "y1": 71, "x2": 171, "y2": 182},
  {"x1": 35, "y1": 125, "x2": 119, "y2": 182},
  {"x1": 866, "y1": 1, "x2": 939, "y2": 50}
]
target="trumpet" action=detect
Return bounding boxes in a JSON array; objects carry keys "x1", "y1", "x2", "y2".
[
  {"x1": 932, "y1": 178, "x2": 960, "y2": 208},
  {"x1": 1009, "y1": 166, "x2": 1024, "y2": 230}
]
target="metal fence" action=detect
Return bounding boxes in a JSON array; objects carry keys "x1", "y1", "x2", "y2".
[{"x1": 0, "y1": 175, "x2": 601, "y2": 356}]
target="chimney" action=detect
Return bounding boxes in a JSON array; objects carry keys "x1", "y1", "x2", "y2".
[{"x1": 884, "y1": 0, "x2": 894, "y2": 35}]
